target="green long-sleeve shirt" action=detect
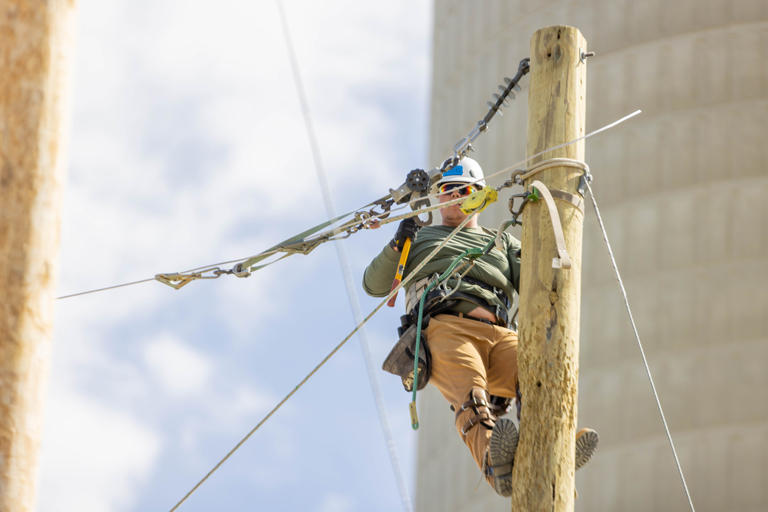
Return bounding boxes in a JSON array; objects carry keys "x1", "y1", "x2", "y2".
[{"x1": 362, "y1": 225, "x2": 521, "y2": 315}]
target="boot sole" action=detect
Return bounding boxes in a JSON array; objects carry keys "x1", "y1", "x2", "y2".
[
  {"x1": 575, "y1": 428, "x2": 599, "y2": 470},
  {"x1": 489, "y1": 418, "x2": 518, "y2": 497}
]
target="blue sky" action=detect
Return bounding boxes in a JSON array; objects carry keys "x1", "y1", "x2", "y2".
[{"x1": 42, "y1": 1, "x2": 432, "y2": 511}]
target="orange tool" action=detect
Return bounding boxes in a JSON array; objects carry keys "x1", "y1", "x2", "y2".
[{"x1": 387, "y1": 238, "x2": 412, "y2": 307}]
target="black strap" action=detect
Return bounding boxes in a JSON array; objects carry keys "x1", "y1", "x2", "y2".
[{"x1": 460, "y1": 276, "x2": 511, "y2": 308}]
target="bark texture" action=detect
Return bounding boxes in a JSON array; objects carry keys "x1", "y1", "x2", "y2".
[
  {"x1": 0, "y1": 1, "x2": 76, "y2": 509},
  {"x1": 510, "y1": 25, "x2": 587, "y2": 512}
]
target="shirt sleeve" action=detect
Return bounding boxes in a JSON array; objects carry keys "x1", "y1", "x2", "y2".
[
  {"x1": 506, "y1": 234, "x2": 522, "y2": 293},
  {"x1": 362, "y1": 245, "x2": 402, "y2": 297}
]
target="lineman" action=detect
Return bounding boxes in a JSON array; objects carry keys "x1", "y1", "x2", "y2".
[{"x1": 363, "y1": 157, "x2": 598, "y2": 496}]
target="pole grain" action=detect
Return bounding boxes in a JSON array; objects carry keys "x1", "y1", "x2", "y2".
[
  {"x1": 0, "y1": 1, "x2": 77, "y2": 509},
  {"x1": 511, "y1": 25, "x2": 587, "y2": 512}
]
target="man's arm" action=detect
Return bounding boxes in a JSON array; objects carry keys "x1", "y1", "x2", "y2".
[
  {"x1": 362, "y1": 218, "x2": 421, "y2": 297},
  {"x1": 362, "y1": 245, "x2": 402, "y2": 297}
]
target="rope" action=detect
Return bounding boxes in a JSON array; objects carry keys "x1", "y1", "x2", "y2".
[
  {"x1": 583, "y1": 180, "x2": 696, "y2": 512},
  {"x1": 167, "y1": 214, "x2": 475, "y2": 512},
  {"x1": 275, "y1": 0, "x2": 412, "y2": 509},
  {"x1": 57, "y1": 112, "x2": 641, "y2": 301},
  {"x1": 516, "y1": 157, "x2": 590, "y2": 184}
]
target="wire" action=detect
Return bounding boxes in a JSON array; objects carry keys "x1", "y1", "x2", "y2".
[
  {"x1": 312, "y1": 110, "x2": 643, "y2": 239},
  {"x1": 56, "y1": 278, "x2": 156, "y2": 300},
  {"x1": 167, "y1": 213, "x2": 475, "y2": 512},
  {"x1": 57, "y1": 111, "x2": 641, "y2": 301},
  {"x1": 584, "y1": 179, "x2": 695, "y2": 512},
  {"x1": 274, "y1": 1, "x2": 412, "y2": 510}
]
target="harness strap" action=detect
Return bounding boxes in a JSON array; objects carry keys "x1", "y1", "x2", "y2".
[
  {"x1": 461, "y1": 412, "x2": 496, "y2": 435},
  {"x1": 548, "y1": 189, "x2": 585, "y2": 215},
  {"x1": 406, "y1": 277, "x2": 510, "y2": 327},
  {"x1": 529, "y1": 180, "x2": 572, "y2": 270},
  {"x1": 457, "y1": 388, "x2": 498, "y2": 436}
]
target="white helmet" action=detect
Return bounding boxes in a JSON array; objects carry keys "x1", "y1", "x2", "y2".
[{"x1": 436, "y1": 157, "x2": 485, "y2": 189}]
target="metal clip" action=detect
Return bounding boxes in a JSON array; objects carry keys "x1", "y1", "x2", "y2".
[
  {"x1": 155, "y1": 267, "x2": 226, "y2": 290},
  {"x1": 507, "y1": 192, "x2": 530, "y2": 226},
  {"x1": 578, "y1": 167, "x2": 593, "y2": 196}
]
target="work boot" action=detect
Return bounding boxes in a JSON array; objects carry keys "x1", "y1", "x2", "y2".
[
  {"x1": 485, "y1": 418, "x2": 518, "y2": 497},
  {"x1": 515, "y1": 387, "x2": 599, "y2": 471},
  {"x1": 575, "y1": 428, "x2": 599, "y2": 470}
]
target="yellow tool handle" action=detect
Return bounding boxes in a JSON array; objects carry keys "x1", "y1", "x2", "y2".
[
  {"x1": 409, "y1": 401, "x2": 419, "y2": 430},
  {"x1": 387, "y1": 238, "x2": 412, "y2": 307}
]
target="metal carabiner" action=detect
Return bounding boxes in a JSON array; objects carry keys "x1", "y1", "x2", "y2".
[
  {"x1": 437, "y1": 271, "x2": 465, "y2": 302},
  {"x1": 508, "y1": 192, "x2": 530, "y2": 226}
]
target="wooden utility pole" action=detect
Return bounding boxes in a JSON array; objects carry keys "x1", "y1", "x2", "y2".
[
  {"x1": 0, "y1": 1, "x2": 77, "y2": 510},
  {"x1": 511, "y1": 26, "x2": 587, "y2": 512}
]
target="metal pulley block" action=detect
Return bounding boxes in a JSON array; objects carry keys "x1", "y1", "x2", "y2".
[
  {"x1": 406, "y1": 169, "x2": 430, "y2": 192},
  {"x1": 389, "y1": 166, "x2": 443, "y2": 204}
]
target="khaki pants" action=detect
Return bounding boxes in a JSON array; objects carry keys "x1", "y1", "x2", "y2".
[{"x1": 426, "y1": 314, "x2": 519, "y2": 474}]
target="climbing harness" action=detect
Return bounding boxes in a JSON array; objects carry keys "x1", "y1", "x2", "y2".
[{"x1": 398, "y1": 185, "x2": 529, "y2": 429}]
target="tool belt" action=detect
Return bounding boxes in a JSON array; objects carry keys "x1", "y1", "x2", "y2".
[
  {"x1": 382, "y1": 275, "x2": 511, "y2": 392},
  {"x1": 382, "y1": 316, "x2": 431, "y2": 392}
]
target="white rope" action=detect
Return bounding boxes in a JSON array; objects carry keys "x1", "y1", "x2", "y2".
[
  {"x1": 517, "y1": 157, "x2": 590, "y2": 184},
  {"x1": 275, "y1": 0, "x2": 412, "y2": 510},
  {"x1": 167, "y1": 213, "x2": 476, "y2": 512},
  {"x1": 584, "y1": 179, "x2": 695, "y2": 512}
]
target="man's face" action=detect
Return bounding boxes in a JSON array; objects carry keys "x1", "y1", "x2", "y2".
[{"x1": 438, "y1": 182, "x2": 478, "y2": 226}]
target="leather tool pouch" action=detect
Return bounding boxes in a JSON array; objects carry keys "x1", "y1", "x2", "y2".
[{"x1": 382, "y1": 318, "x2": 431, "y2": 392}]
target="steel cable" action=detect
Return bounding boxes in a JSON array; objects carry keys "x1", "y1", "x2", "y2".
[
  {"x1": 584, "y1": 179, "x2": 696, "y2": 512},
  {"x1": 274, "y1": 0, "x2": 412, "y2": 509}
]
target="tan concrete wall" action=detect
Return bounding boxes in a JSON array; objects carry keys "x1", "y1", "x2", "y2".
[{"x1": 417, "y1": 1, "x2": 768, "y2": 511}]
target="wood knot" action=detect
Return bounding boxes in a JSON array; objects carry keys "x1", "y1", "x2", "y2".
[{"x1": 549, "y1": 291, "x2": 558, "y2": 304}]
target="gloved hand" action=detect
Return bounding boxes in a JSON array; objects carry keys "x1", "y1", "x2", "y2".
[{"x1": 389, "y1": 218, "x2": 420, "y2": 252}]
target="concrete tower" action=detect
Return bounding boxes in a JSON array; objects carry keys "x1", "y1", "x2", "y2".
[{"x1": 416, "y1": 1, "x2": 768, "y2": 511}]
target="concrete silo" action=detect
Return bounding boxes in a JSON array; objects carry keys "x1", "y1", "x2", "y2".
[{"x1": 415, "y1": 1, "x2": 768, "y2": 511}]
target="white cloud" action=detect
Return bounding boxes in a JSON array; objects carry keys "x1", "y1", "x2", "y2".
[
  {"x1": 44, "y1": 0, "x2": 431, "y2": 510},
  {"x1": 143, "y1": 334, "x2": 213, "y2": 397},
  {"x1": 37, "y1": 388, "x2": 161, "y2": 512}
]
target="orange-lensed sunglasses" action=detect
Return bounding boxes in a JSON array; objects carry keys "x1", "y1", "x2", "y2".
[{"x1": 438, "y1": 182, "x2": 477, "y2": 196}]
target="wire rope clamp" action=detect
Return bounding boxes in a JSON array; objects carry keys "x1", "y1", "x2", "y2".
[{"x1": 460, "y1": 187, "x2": 498, "y2": 214}]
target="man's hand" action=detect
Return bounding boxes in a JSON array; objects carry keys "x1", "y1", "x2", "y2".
[{"x1": 389, "y1": 218, "x2": 420, "y2": 252}]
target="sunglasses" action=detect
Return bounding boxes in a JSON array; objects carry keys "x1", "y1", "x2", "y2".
[{"x1": 438, "y1": 183, "x2": 478, "y2": 196}]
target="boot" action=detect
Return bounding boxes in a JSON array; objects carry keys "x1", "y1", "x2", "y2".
[
  {"x1": 516, "y1": 385, "x2": 599, "y2": 471},
  {"x1": 485, "y1": 418, "x2": 518, "y2": 497},
  {"x1": 575, "y1": 428, "x2": 599, "y2": 470}
]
